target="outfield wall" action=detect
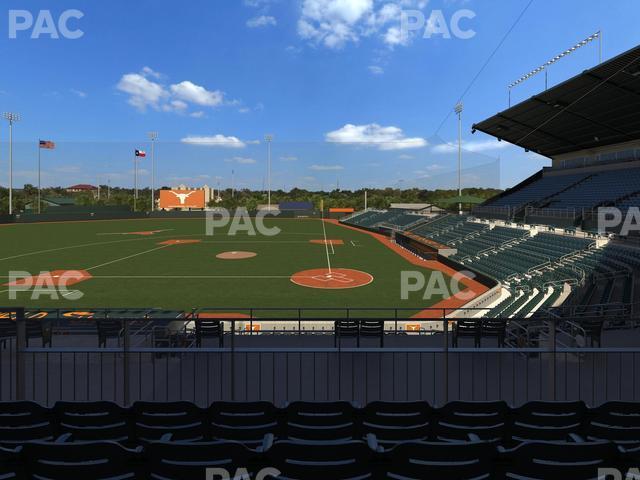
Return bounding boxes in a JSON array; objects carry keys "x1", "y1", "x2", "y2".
[{"x1": 0, "y1": 209, "x2": 321, "y2": 224}]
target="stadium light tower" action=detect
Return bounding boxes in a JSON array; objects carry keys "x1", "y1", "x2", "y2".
[
  {"x1": 265, "y1": 134, "x2": 273, "y2": 210},
  {"x1": 454, "y1": 102, "x2": 463, "y2": 215},
  {"x1": 148, "y1": 131, "x2": 158, "y2": 211},
  {"x1": 3, "y1": 112, "x2": 20, "y2": 215}
]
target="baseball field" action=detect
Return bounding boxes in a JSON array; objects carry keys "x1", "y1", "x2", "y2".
[{"x1": 0, "y1": 217, "x2": 469, "y2": 313}]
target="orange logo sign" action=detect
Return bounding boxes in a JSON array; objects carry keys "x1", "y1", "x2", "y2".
[{"x1": 159, "y1": 190, "x2": 205, "y2": 209}]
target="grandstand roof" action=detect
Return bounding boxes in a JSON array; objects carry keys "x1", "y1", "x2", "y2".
[{"x1": 472, "y1": 44, "x2": 640, "y2": 158}]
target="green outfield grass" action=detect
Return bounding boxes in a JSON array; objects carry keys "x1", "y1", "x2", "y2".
[{"x1": 0, "y1": 217, "x2": 450, "y2": 311}]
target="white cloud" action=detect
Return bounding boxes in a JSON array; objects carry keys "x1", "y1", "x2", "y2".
[
  {"x1": 368, "y1": 65, "x2": 384, "y2": 75},
  {"x1": 247, "y1": 15, "x2": 277, "y2": 27},
  {"x1": 70, "y1": 88, "x2": 87, "y2": 98},
  {"x1": 398, "y1": 154, "x2": 414, "y2": 160},
  {"x1": 297, "y1": 0, "x2": 428, "y2": 49},
  {"x1": 190, "y1": 111, "x2": 206, "y2": 118},
  {"x1": 170, "y1": 81, "x2": 224, "y2": 107},
  {"x1": 326, "y1": 123, "x2": 427, "y2": 150},
  {"x1": 181, "y1": 134, "x2": 247, "y2": 148},
  {"x1": 280, "y1": 155, "x2": 298, "y2": 162},
  {"x1": 226, "y1": 156, "x2": 257, "y2": 164},
  {"x1": 116, "y1": 72, "x2": 168, "y2": 111},
  {"x1": 117, "y1": 68, "x2": 235, "y2": 114},
  {"x1": 432, "y1": 139, "x2": 510, "y2": 154},
  {"x1": 309, "y1": 164, "x2": 345, "y2": 171}
]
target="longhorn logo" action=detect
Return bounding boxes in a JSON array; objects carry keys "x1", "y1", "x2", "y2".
[{"x1": 170, "y1": 190, "x2": 196, "y2": 205}]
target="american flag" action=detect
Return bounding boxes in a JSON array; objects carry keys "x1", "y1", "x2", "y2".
[
  {"x1": 39, "y1": 140, "x2": 55, "y2": 149},
  {"x1": 135, "y1": 150, "x2": 146, "y2": 157}
]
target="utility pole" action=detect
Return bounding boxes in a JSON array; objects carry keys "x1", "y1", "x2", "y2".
[
  {"x1": 3, "y1": 112, "x2": 20, "y2": 215},
  {"x1": 148, "y1": 131, "x2": 158, "y2": 211},
  {"x1": 455, "y1": 102, "x2": 463, "y2": 215},
  {"x1": 265, "y1": 134, "x2": 273, "y2": 210}
]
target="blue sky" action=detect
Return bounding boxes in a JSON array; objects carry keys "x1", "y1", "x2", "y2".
[{"x1": 0, "y1": 0, "x2": 638, "y2": 191}]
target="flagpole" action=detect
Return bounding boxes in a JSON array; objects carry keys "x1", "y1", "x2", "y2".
[
  {"x1": 38, "y1": 140, "x2": 41, "y2": 214},
  {"x1": 134, "y1": 152, "x2": 138, "y2": 212}
]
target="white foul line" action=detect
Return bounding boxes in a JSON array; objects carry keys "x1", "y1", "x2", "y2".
[
  {"x1": 320, "y1": 216, "x2": 332, "y2": 275},
  {"x1": 85, "y1": 245, "x2": 172, "y2": 272}
]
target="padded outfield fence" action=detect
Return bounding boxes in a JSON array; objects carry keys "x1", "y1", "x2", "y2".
[{"x1": 1, "y1": 307, "x2": 640, "y2": 408}]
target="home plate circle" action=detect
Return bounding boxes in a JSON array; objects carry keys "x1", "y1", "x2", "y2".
[
  {"x1": 291, "y1": 268, "x2": 373, "y2": 289},
  {"x1": 216, "y1": 251, "x2": 257, "y2": 260}
]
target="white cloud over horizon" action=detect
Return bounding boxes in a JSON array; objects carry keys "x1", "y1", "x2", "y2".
[
  {"x1": 431, "y1": 139, "x2": 511, "y2": 154},
  {"x1": 117, "y1": 67, "x2": 234, "y2": 114},
  {"x1": 309, "y1": 164, "x2": 345, "y2": 171},
  {"x1": 181, "y1": 134, "x2": 247, "y2": 148},
  {"x1": 247, "y1": 15, "x2": 277, "y2": 27},
  {"x1": 326, "y1": 123, "x2": 427, "y2": 150}
]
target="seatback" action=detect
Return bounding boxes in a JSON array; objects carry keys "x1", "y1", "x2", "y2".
[
  {"x1": 209, "y1": 401, "x2": 279, "y2": 447},
  {"x1": 585, "y1": 401, "x2": 640, "y2": 445},
  {"x1": 502, "y1": 441, "x2": 621, "y2": 480},
  {"x1": 53, "y1": 401, "x2": 130, "y2": 442},
  {"x1": 510, "y1": 401, "x2": 586, "y2": 443},
  {"x1": 195, "y1": 320, "x2": 223, "y2": 339},
  {"x1": 359, "y1": 401, "x2": 432, "y2": 447},
  {"x1": 131, "y1": 401, "x2": 206, "y2": 442},
  {"x1": 146, "y1": 441, "x2": 257, "y2": 480},
  {"x1": 481, "y1": 319, "x2": 507, "y2": 337},
  {"x1": 454, "y1": 320, "x2": 481, "y2": 341},
  {"x1": 359, "y1": 320, "x2": 384, "y2": 337},
  {"x1": 0, "y1": 401, "x2": 55, "y2": 445},
  {"x1": 285, "y1": 401, "x2": 357, "y2": 442},
  {"x1": 96, "y1": 318, "x2": 123, "y2": 345},
  {"x1": 383, "y1": 441, "x2": 496, "y2": 480},
  {"x1": 22, "y1": 441, "x2": 142, "y2": 480},
  {"x1": 435, "y1": 401, "x2": 509, "y2": 442},
  {"x1": 334, "y1": 320, "x2": 358, "y2": 338},
  {"x1": 265, "y1": 440, "x2": 374, "y2": 480}
]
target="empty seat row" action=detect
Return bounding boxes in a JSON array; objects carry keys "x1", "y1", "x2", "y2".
[
  {"x1": 3, "y1": 400, "x2": 640, "y2": 449},
  {"x1": 1, "y1": 437, "x2": 636, "y2": 480}
]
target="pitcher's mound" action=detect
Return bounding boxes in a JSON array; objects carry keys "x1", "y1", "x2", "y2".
[
  {"x1": 291, "y1": 268, "x2": 373, "y2": 289},
  {"x1": 158, "y1": 239, "x2": 202, "y2": 246},
  {"x1": 309, "y1": 239, "x2": 344, "y2": 246},
  {"x1": 216, "y1": 251, "x2": 257, "y2": 260}
]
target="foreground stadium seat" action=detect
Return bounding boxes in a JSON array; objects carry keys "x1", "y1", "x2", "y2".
[
  {"x1": 265, "y1": 439, "x2": 374, "y2": 480},
  {"x1": 0, "y1": 445, "x2": 22, "y2": 479},
  {"x1": 509, "y1": 401, "x2": 586, "y2": 444},
  {"x1": 284, "y1": 401, "x2": 358, "y2": 442},
  {"x1": 131, "y1": 401, "x2": 207, "y2": 442},
  {"x1": 208, "y1": 401, "x2": 280, "y2": 448},
  {"x1": 452, "y1": 320, "x2": 481, "y2": 347},
  {"x1": 21, "y1": 441, "x2": 142, "y2": 479},
  {"x1": 435, "y1": 401, "x2": 509, "y2": 443},
  {"x1": 192, "y1": 317, "x2": 224, "y2": 348},
  {"x1": 481, "y1": 318, "x2": 507, "y2": 346},
  {"x1": 0, "y1": 401, "x2": 55, "y2": 445},
  {"x1": 334, "y1": 320, "x2": 359, "y2": 347},
  {"x1": 53, "y1": 401, "x2": 130, "y2": 442},
  {"x1": 500, "y1": 440, "x2": 621, "y2": 479},
  {"x1": 582, "y1": 401, "x2": 640, "y2": 446},
  {"x1": 382, "y1": 441, "x2": 496, "y2": 479},
  {"x1": 146, "y1": 440, "x2": 259, "y2": 480},
  {"x1": 359, "y1": 401, "x2": 432, "y2": 447}
]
